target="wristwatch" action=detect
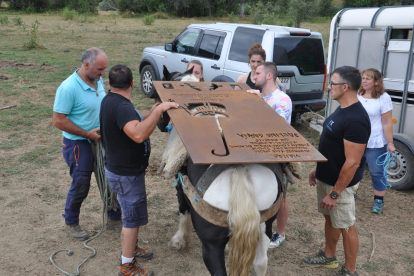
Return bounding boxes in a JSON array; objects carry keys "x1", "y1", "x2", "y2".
[{"x1": 329, "y1": 190, "x2": 341, "y2": 199}]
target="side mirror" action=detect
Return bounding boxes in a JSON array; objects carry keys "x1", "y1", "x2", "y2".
[{"x1": 165, "y1": 43, "x2": 172, "y2": 51}]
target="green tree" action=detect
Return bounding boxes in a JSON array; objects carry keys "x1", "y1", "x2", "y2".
[
  {"x1": 8, "y1": 0, "x2": 50, "y2": 12},
  {"x1": 318, "y1": 0, "x2": 332, "y2": 16},
  {"x1": 342, "y1": 0, "x2": 399, "y2": 7},
  {"x1": 249, "y1": 1, "x2": 279, "y2": 24},
  {"x1": 288, "y1": 0, "x2": 317, "y2": 28},
  {"x1": 277, "y1": 0, "x2": 290, "y2": 12}
]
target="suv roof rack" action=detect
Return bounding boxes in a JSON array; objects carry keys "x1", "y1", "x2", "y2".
[{"x1": 213, "y1": 22, "x2": 268, "y2": 30}]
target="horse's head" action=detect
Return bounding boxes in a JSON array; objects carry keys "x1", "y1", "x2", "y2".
[{"x1": 163, "y1": 65, "x2": 197, "y2": 82}]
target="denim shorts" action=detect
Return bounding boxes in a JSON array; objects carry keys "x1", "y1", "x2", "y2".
[
  {"x1": 317, "y1": 180, "x2": 359, "y2": 229},
  {"x1": 361, "y1": 145, "x2": 388, "y2": 192},
  {"x1": 105, "y1": 168, "x2": 148, "y2": 228}
]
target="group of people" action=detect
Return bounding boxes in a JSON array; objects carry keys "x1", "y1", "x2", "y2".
[
  {"x1": 52, "y1": 44, "x2": 394, "y2": 276},
  {"x1": 53, "y1": 47, "x2": 178, "y2": 276}
]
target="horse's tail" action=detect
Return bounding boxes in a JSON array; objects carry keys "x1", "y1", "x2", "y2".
[{"x1": 228, "y1": 165, "x2": 261, "y2": 276}]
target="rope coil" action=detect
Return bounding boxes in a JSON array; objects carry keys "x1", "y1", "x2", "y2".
[
  {"x1": 376, "y1": 151, "x2": 397, "y2": 188},
  {"x1": 50, "y1": 141, "x2": 118, "y2": 275}
]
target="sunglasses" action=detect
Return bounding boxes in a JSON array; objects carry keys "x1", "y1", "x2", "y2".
[{"x1": 329, "y1": 81, "x2": 347, "y2": 86}]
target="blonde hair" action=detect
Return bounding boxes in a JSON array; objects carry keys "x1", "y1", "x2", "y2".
[
  {"x1": 358, "y1": 68, "x2": 385, "y2": 99},
  {"x1": 186, "y1": 60, "x2": 205, "y2": 82}
]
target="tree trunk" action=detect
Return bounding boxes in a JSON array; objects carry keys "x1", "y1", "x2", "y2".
[{"x1": 240, "y1": 2, "x2": 245, "y2": 17}]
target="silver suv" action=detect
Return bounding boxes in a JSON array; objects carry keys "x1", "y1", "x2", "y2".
[{"x1": 139, "y1": 23, "x2": 327, "y2": 115}]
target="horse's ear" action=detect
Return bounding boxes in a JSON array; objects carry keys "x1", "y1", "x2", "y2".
[
  {"x1": 184, "y1": 66, "x2": 194, "y2": 75},
  {"x1": 163, "y1": 65, "x2": 171, "y2": 81}
]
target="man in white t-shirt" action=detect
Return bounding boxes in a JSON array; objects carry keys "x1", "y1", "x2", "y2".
[
  {"x1": 248, "y1": 62, "x2": 292, "y2": 123},
  {"x1": 246, "y1": 61, "x2": 293, "y2": 249}
]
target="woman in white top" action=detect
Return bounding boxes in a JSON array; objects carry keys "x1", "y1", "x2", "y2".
[{"x1": 358, "y1": 68, "x2": 395, "y2": 214}]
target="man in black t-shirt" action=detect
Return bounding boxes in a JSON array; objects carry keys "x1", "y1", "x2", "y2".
[
  {"x1": 302, "y1": 66, "x2": 370, "y2": 276},
  {"x1": 100, "y1": 65, "x2": 178, "y2": 276}
]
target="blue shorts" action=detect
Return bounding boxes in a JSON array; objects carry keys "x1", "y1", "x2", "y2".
[{"x1": 105, "y1": 168, "x2": 148, "y2": 228}]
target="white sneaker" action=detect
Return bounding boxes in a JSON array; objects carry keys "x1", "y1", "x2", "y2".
[{"x1": 269, "y1": 232, "x2": 285, "y2": 248}]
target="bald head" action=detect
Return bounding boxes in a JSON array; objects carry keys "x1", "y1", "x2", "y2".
[{"x1": 81, "y1": 47, "x2": 106, "y2": 67}]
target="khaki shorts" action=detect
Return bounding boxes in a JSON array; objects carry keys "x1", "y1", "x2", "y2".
[{"x1": 317, "y1": 180, "x2": 359, "y2": 229}]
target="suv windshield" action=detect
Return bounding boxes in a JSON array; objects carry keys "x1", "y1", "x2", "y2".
[
  {"x1": 173, "y1": 29, "x2": 201, "y2": 54},
  {"x1": 273, "y1": 38, "x2": 324, "y2": 75}
]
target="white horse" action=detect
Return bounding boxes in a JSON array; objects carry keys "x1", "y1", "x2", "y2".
[{"x1": 159, "y1": 69, "x2": 285, "y2": 276}]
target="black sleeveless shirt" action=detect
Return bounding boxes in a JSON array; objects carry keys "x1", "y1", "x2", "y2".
[{"x1": 246, "y1": 72, "x2": 261, "y2": 92}]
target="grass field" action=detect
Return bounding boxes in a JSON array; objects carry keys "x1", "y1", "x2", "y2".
[{"x1": 0, "y1": 10, "x2": 413, "y2": 276}]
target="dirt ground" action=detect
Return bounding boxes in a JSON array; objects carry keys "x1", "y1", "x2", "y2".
[
  {"x1": 0, "y1": 11, "x2": 413, "y2": 276},
  {"x1": 1, "y1": 120, "x2": 414, "y2": 276}
]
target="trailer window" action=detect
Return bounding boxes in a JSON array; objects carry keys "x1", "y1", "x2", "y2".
[
  {"x1": 273, "y1": 38, "x2": 325, "y2": 75},
  {"x1": 390, "y1": 29, "x2": 412, "y2": 40}
]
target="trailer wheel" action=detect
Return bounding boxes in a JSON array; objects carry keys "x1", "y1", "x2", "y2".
[{"x1": 387, "y1": 140, "x2": 414, "y2": 190}]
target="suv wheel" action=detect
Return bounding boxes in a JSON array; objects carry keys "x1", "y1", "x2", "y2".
[{"x1": 140, "y1": 65, "x2": 157, "y2": 98}]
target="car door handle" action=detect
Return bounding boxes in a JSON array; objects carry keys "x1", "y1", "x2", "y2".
[
  {"x1": 211, "y1": 64, "x2": 220, "y2": 69},
  {"x1": 181, "y1": 58, "x2": 189, "y2": 63}
]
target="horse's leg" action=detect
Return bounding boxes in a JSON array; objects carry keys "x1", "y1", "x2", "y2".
[
  {"x1": 168, "y1": 211, "x2": 191, "y2": 249},
  {"x1": 265, "y1": 212, "x2": 278, "y2": 239},
  {"x1": 190, "y1": 203, "x2": 229, "y2": 276},
  {"x1": 253, "y1": 223, "x2": 270, "y2": 276},
  {"x1": 168, "y1": 185, "x2": 192, "y2": 249}
]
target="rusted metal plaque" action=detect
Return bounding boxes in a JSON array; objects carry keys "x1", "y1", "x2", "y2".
[{"x1": 154, "y1": 81, "x2": 327, "y2": 165}]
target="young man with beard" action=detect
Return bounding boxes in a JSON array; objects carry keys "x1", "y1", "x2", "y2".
[{"x1": 247, "y1": 61, "x2": 292, "y2": 248}]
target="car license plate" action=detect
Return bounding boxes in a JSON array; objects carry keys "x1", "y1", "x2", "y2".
[{"x1": 279, "y1": 77, "x2": 290, "y2": 90}]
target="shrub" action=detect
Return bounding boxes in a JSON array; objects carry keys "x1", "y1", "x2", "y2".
[
  {"x1": 0, "y1": 15, "x2": 9, "y2": 25},
  {"x1": 25, "y1": 6, "x2": 36, "y2": 13},
  {"x1": 61, "y1": 7, "x2": 77, "y2": 20},
  {"x1": 228, "y1": 12, "x2": 240, "y2": 23},
  {"x1": 152, "y1": 11, "x2": 169, "y2": 19},
  {"x1": 121, "y1": 10, "x2": 134, "y2": 18},
  {"x1": 288, "y1": 0, "x2": 317, "y2": 28},
  {"x1": 249, "y1": 1, "x2": 265, "y2": 24},
  {"x1": 285, "y1": 17, "x2": 294, "y2": 27},
  {"x1": 115, "y1": 0, "x2": 140, "y2": 13},
  {"x1": 318, "y1": 0, "x2": 333, "y2": 16},
  {"x1": 278, "y1": 0, "x2": 291, "y2": 12},
  {"x1": 343, "y1": 0, "x2": 399, "y2": 8},
  {"x1": 24, "y1": 19, "x2": 39, "y2": 49},
  {"x1": 8, "y1": 0, "x2": 50, "y2": 12},
  {"x1": 249, "y1": 1, "x2": 278, "y2": 25},
  {"x1": 262, "y1": 13, "x2": 277, "y2": 25},
  {"x1": 142, "y1": 14, "x2": 155, "y2": 25},
  {"x1": 50, "y1": 0, "x2": 68, "y2": 10},
  {"x1": 98, "y1": 0, "x2": 117, "y2": 11},
  {"x1": 66, "y1": 0, "x2": 100, "y2": 14},
  {"x1": 77, "y1": 13, "x2": 95, "y2": 23},
  {"x1": 12, "y1": 16, "x2": 23, "y2": 26}
]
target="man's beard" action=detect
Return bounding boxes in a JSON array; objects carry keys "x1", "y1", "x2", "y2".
[
  {"x1": 87, "y1": 73, "x2": 99, "y2": 82},
  {"x1": 255, "y1": 80, "x2": 263, "y2": 89}
]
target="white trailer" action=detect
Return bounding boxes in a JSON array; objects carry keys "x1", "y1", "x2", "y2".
[{"x1": 326, "y1": 6, "x2": 414, "y2": 190}]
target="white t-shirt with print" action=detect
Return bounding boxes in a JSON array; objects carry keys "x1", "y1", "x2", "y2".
[
  {"x1": 262, "y1": 89, "x2": 292, "y2": 124},
  {"x1": 357, "y1": 92, "x2": 393, "y2": 148}
]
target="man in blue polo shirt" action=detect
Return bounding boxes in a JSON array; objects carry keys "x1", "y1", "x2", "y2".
[{"x1": 53, "y1": 47, "x2": 122, "y2": 240}]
